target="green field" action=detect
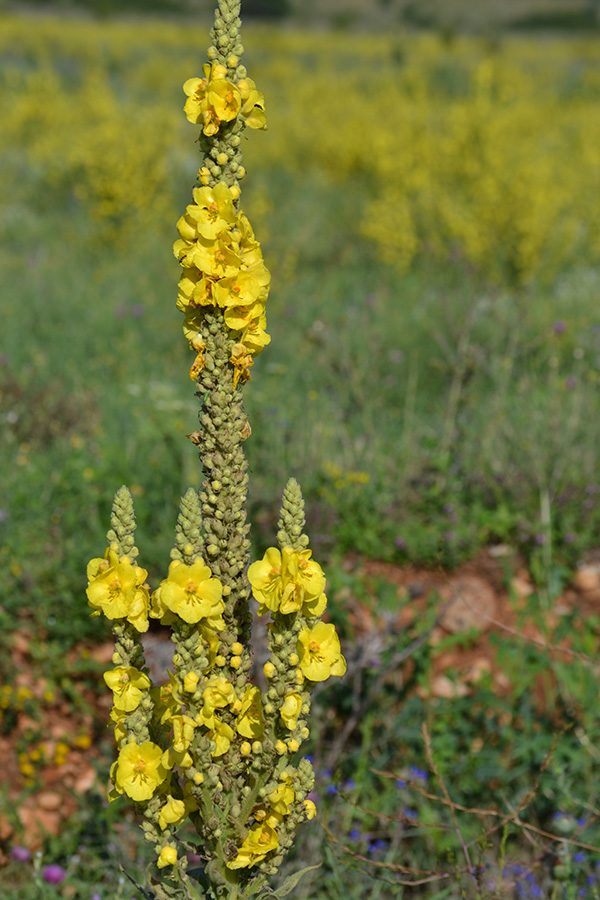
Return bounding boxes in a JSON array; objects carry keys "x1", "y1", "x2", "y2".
[{"x1": 1, "y1": 7, "x2": 600, "y2": 899}]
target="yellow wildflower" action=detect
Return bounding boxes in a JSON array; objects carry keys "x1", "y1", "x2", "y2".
[
  {"x1": 157, "y1": 845, "x2": 178, "y2": 868},
  {"x1": 114, "y1": 741, "x2": 168, "y2": 801},
  {"x1": 183, "y1": 671, "x2": 199, "y2": 693},
  {"x1": 304, "y1": 799, "x2": 317, "y2": 820},
  {"x1": 229, "y1": 343, "x2": 254, "y2": 388},
  {"x1": 269, "y1": 781, "x2": 295, "y2": 816},
  {"x1": 184, "y1": 183, "x2": 237, "y2": 241},
  {"x1": 226, "y1": 822, "x2": 278, "y2": 869},
  {"x1": 103, "y1": 666, "x2": 151, "y2": 712},
  {"x1": 236, "y1": 685, "x2": 265, "y2": 740},
  {"x1": 207, "y1": 716, "x2": 234, "y2": 757},
  {"x1": 297, "y1": 622, "x2": 347, "y2": 682},
  {"x1": 213, "y1": 264, "x2": 270, "y2": 310},
  {"x1": 238, "y1": 77, "x2": 267, "y2": 130},
  {"x1": 151, "y1": 559, "x2": 224, "y2": 627},
  {"x1": 171, "y1": 714, "x2": 196, "y2": 753},
  {"x1": 158, "y1": 795, "x2": 187, "y2": 831},
  {"x1": 247, "y1": 546, "x2": 286, "y2": 613},
  {"x1": 207, "y1": 77, "x2": 242, "y2": 125},
  {"x1": 279, "y1": 692, "x2": 303, "y2": 731},
  {"x1": 86, "y1": 549, "x2": 150, "y2": 632}
]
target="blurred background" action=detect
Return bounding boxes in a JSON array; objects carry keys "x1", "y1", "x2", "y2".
[{"x1": 1, "y1": 1, "x2": 600, "y2": 897}]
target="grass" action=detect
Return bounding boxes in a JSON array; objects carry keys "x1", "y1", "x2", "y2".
[{"x1": 1, "y1": 10, "x2": 600, "y2": 900}]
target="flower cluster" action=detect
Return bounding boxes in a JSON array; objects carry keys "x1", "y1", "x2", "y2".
[
  {"x1": 183, "y1": 64, "x2": 266, "y2": 136},
  {"x1": 174, "y1": 184, "x2": 271, "y2": 387},
  {"x1": 174, "y1": 55, "x2": 269, "y2": 388},
  {"x1": 87, "y1": 3, "x2": 345, "y2": 897}
]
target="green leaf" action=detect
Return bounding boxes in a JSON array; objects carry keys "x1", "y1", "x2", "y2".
[{"x1": 271, "y1": 864, "x2": 322, "y2": 898}]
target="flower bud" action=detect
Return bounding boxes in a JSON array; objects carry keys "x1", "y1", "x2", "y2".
[
  {"x1": 157, "y1": 845, "x2": 177, "y2": 868},
  {"x1": 275, "y1": 740, "x2": 287, "y2": 755},
  {"x1": 183, "y1": 672, "x2": 199, "y2": 693},
  {"x1": 232, "y1": 642, "x2": 244, "y2": 655}
]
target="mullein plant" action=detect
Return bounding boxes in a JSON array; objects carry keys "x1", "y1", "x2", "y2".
[{"x1": 85, "y1": 2, "x2": 346, "y2": 898}]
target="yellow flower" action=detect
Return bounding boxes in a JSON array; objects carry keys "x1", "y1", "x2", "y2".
[
  {"x1": 226, "y1": 823, "x2": 278, "y2": 870},
  {"x1": 207, "y1": 716, "x2": 234, "y2": 757},
  {"x1": 151, "y1": 559, "x2": 224, "y2": 627},
  {"x1": 183, "y1": 672, "x2": 199, "y2": 694},
  {"x1": 184, "y1": 183, "x2": 237, "y2": 241},
  {"x1": 238, "y1": 77, "x2": 267, "y2": 130},
  {"x1": 158, "y1": 795, "x2": 187, "y2": 831},
  {"x1": 103, "y1": 666, "x2": 151, "y2": 712},
  {"x1": 279, "y1": 692, "x2": 303, "y2": 731},
  {"x1": 213, "y1": 263, "x2": 270, "y2": 309},
  {"x1": 110, "y1": 707, "x2": 128, "y2": 745},
  {"x1": 151, "y1": 677, "x2": 181, "y2": 725},
  {"x1": 223, "y1": 298, "x2": 265, "y2": 332},
  {"x1": 240, "y1": 318, "x2": 271, "y2": 355},
  {"x1": 247, "y1": 546, "x2": 286, "y2": 613},
  {"x1": 207, "y1": 77, "x2": 241, "y2": 124},
  {"x1": 183, "y1": 70, "x2": 210, "y2": 124},
  {"x1": 269, "y1": 781, "x2": 295, "y2": 816},
  {"x1": 297, "y1": 622, "x2": 347, "y2": 682},
  {"x1": 249, "y1": 547, "x2": 326, "y2": 616},
  {"x1": 202, "y1": 676, "x2": 236, "y2": 724},
  {"x1": 229, "y1": 343, "x2": 254, "y2": 388},
  {"x1": 114, "y1": 741, "x2": 168, "y2": 801},
  {"x1": 86, "y1": 549, "x2": 150, "y2": 632},
  {"x1": 236, "y1": 685, "x2": 265, "y2": 740},
  {"x1": 157, "y1": 845, "x2": 178, "y2": 868},
  {"x1": 171, "y1": 714, "x2": 196, "y2": 753},
  {"x1": 304, "y1": 799, "x2": 317, "y2": 820}
]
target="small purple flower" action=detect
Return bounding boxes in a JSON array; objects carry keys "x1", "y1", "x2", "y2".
[
  {"x1": 409, "y1": 765, "x2": 429, "y2": 781},
  {"x1": 564, "y1": 532, "x2": 577, "y2": 544},
  {"x1": 42, "y1": 864, "x2": 66, "y2": 885},
  {"x1": 394, "y1": 535, "x2": 405, "y2": 550},
  {"x1": 403, "y1": 808, "x2": 418, "y2": 820},
  {"x1": 553, "y1": 320, "x2": 567, "y2": 334},
  {"x1": 92, "y1": 893, "x2": 102, "y2": 900},
  {"x1": 343, "y1": 778, "x2": 356, "y2": 790},
  {"x1": 130, "y1": 303, "x2": 145, "y2": 318},
  {"x1": 348, "y1": 829, "x2": 361, "y2": 840},
  {"x1": 396, "y1": 779, "x2": 406, "y2": 788},
  {"x1": 367, "y1": 838, "x2": 388, "y2": 854},
  {"x1": 187, "y1": 853, "x2": 202, "y2": 865},
  {"x1": 326, "y1": 784, "x2": 337, "y2": 795},
  {"x1": 534, "y1": 533, "x2": 546, "y2": 546},
  {"x1": 574, "y1": 852, "x2": 586, "y2": 863},
  {"x1": 565, "y1": 375, "x2": 578, "y2": 390},
  {"x1": 11, "y1": 846, "x2": 31, "y2": 862}
]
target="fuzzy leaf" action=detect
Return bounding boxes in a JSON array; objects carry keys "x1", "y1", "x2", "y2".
[{"x1": 264, "y1": 864, "x2": 322, "y2": 899}]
